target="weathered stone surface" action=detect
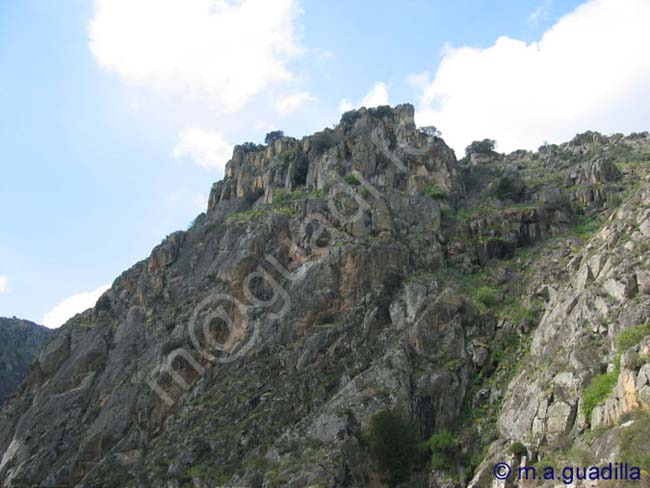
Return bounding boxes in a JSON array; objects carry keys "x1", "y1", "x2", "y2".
[
  {"x1": 2, "y1": 114, "x2": 650, "y2": 488},
  {"x1": 604, "y1": 276, "x2": 638, "y2": 302},
  {"x1": 0, "y1": 318, "x2": 51, "y2": 406},
  {"x1": 473, "y1": 162, "x2": 650, "y2": 486}
]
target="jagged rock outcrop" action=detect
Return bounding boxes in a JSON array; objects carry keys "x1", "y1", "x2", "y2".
[
  {"x1": 0, "y1": 107, "x2": 649, "y2": 487},
  {"x1": 0, "y1": 318, "x2": 51, "y2": 408},
  {"x1": 470, "y1": 177, "x2": 650, "y2": 488}
]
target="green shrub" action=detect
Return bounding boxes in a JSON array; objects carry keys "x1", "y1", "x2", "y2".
[
  {"x1": 275, "y1": 207, "x2": 296, "y2": 217},
  {"x1": 571, "y1": 216, "x2": 602, "y2": 240},
  {"x1": 280, "y1": 147, "x2": 297, "y2": 165},
  {"x1": 340, "y1": 110, "x2": 360, "y2": 127},
  {"x1": 509, "y1": 442, "x2": 527, "y2": 458},
  {"x1": 273, "y1": 189, "x2": 289, "y2": 204},
  {"x1": 475, "y1": 286, "x2": 499, "y2": 308},
  {"x1": 428, "y1": 431, "x2": 458, "y2": 470},
  {"x1": 509, "y1": 301, "x2": 542, "y2": 326},
  {"x1": 366, "y1": 409, "x2": 419, "y2": 485},
  {"x1": 315, "y1": 312, "x2": 337, "y2": 325},
  {"x1": 265, "y1": 130, "x2": 284, "y2": 144},
  {"x1": 310, "y1": 130, "x2": 339, "y2": 155},
  {"x1": 422, "y1": 184, "x2": 448, "y2": 200},
  {"x1": 344, "y1": 173, "x2": 361, "y2": 186},
  {"x1": 489, "y1": 332, "x2": 524, "y2": 387},
  {"x1": 465, "y1": 139, "x2": 496, "y2": 157},
  {"x1": 494, "y1": 176, "x2": 517, "y2": 200},
  {"x1": 583, "y1": 370, "x2": 618, "y2": 421},
  {"x1": 184, "y1": 465, "x2": 229, "y2": 483},
  {"x1": 371, "y1": 105, "x2": 393, "y2": 118},
  {"x1": 616, "y1": 323, "x2": 650, "y2": 354},
  {"x1": 240, "y1": 142, "x2": 258, "y2": 152},
  {"x1": 445, "y1": 359, "x2": 463, "y2": 371},
  {"x1": 421, "y1": 126, "x2": 441, "y2": 137},
  {"x1": 609, "y1": 194, "x2": 623, "y2": 207}
]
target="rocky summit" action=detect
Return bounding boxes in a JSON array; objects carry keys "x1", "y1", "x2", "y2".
[{"x1": 1, "y1": 104, "x2": 650, "y2": 487}]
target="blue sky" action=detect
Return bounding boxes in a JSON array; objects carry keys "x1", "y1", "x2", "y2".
[{"x1": 1, "y1": 0, "x2": 649, "y2": 327}]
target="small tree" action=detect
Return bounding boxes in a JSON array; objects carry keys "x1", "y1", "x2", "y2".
[
  {"x1": 421, "y1": 126, "x2": 441, "y2": 138},
  {"x1": 493, "y1": 176, "x2": 517, "y2": 200},
  {"x1": 341, "y1": 110, "x2": 361, "y2": 127},
  {"x1": 344, "y1": 173, "x2": 361, "y2": 186},
  {"x1": 310, "y1": 129, "x2": 340, "y2": 155},
  {"x1": 371, "y1": 105, "x2": 393, "y2": 118},
  {"x1": 465, "y1": 139, "x2": 496, "y2": 157},
  {"x1": 240, "y1": 142, "x2": 258, "y2": 152},
  {"x1": 265, "y1": 131, "x2": 285, "y2": 145},
  {"x1": 367, "y1": 409, "x2": 419, "y2": 485}
]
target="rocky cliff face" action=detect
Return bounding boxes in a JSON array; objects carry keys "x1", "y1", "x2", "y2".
[
  {"x1": 0, "y1": 106, "x2": 649, "y2": 487},
  {"x1": 0, "y1": 318, "x2": 51, "y2": 408}
]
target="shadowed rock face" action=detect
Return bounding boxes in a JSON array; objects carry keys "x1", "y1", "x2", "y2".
[
  {"x1": 0, "y1": 318, "x2": 51, "y2": 407},
  {"x1": 0, "y1": 105, "x2": 649, "y2": 487}
]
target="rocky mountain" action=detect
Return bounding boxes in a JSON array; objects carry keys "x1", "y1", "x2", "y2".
[
  {"x1": 1, "y1": 104, "x2": 649, "y2": 487},
  {"x1": 0, "y1": 318, "x2": 51, "y2": 408}
]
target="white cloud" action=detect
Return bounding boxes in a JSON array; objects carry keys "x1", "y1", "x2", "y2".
[
  {"x1": 407, "y1": 71, "x2": 431, "y2": 91},
  {"x1": 89, "y1": 0, "x2": 303, "y2": 112},
  {"x1": 0, "y1": 276, "x2": 8, "y2": 294},
  {"x1": 338, "y1": 99, "x2": 355, "y2": 114},
  {"x1": 414, "y1": 0, "x2": 650, "y2": 155},
  {"x1": 172, "y1": 128, "x2": 233, "y2": 172},
  {"x1": 274, "y1": 91, "x2": 316, "y2": 116},
  {"x1": 361, "y1": 82, "x2": 390, "y2": 108},
  {"x1": 339, "y1": 81, "x2": 390, "y2": 113},
  {"x1": 43, "y1": 284, "x2": 111, "y2": 329},
  {"x1": 528, "y1": 0, "x2": 553, "y2": 25}
]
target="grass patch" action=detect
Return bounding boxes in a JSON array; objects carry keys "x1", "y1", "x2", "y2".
[
  {"x1": 422, "y1": 183, "x2": 448, "y2": 200},
  {"x1": 490, "y1": 332, "x2": 525, "y2": 387},
  {"x1": 583, "y1": 369, "x2": 618, "y2": 422},
  {"x1": 429, "y1": 431, "x2": 459, "y2": 471},
  {"x1": 616, "y1": 323, "x2": 650, "y2": 354},
  {"x1": 581, "y1": 323, "x2": 650, "y2": 422},
  {"x1": 475, "y1": 286, "x2": 499, "y2": 308},
  {"x1": 507, "y1": 300, "x2": 543, "y2": 325},
  {"x1": 571, "y1": 215, "x2": 603, "y2": 241},
  {"x1": 344, "y1": 173, "x2": 361, "y2": 186}
]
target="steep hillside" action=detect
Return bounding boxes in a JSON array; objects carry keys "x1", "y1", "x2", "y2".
[
  {"x1": 0, "y1": 105, "x2": 649, "y2": 487},
  {"x1": 0, "y1": 318, "x2": 51, "y2": 408}
]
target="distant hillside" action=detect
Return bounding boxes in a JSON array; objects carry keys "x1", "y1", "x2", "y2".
[{"x1": 0, "y1": 317, "x2": 51, "y2": 407}]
